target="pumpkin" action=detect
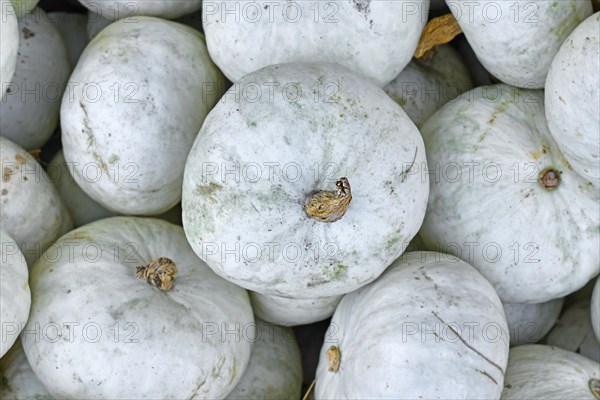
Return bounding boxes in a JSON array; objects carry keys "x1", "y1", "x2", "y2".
[
  {"x1": 0, "y1": 229, "x2": 30, "y2": 358},
  {"x1": 203, "y1": 0, "x2": 429, "y2": 86},
  {"x1": 545, "y1": 12, "x2": 600, "y2": 186},
  {"x1": 47, "y1": 11, "x2": 88, "y2": 69},
  {"x1": 420, "y1": 84, "x2": 599, "y2": 303},
  {"x1": 449, "y1": 0, "x2": 592, "y2": 88},
  {"x1": 8, "y1": 0, "x2": 37, "y2": 20},
  {"x1": 22, "y1": 217, "x2": 254, "y2": 398},
  {"x1": 0, "y1": 137, "x2": 73, "y2": 266},
  {"x1": 502, "y1": 299, "x2": 563, "y2": 346},
  {"x1": 593, "y1": 278, "x2": 600, "y2": 342},
  {"x1": 315, "y1": 251, "x2": 509, "y2": 398},
  {"x1": 545, "y1": 300, "x2": 600, "y2": 362},
  {"x1": 61, "y1": 17, "x2": 225, "y2": 215},
  {"x1": 384, "y1": 44, "x2": 473, "y2": 127},
  {"x1": 182, "y1": 62, "x2": 429, "y2": 298},
  {"x1": 226, "y1": 319, "x2": 302, "y2": 399},
  {"x1": 78, "y1": 0, "x2": 202, "y2": 21},
  {"x1": 250, "y1": 292, "x2": 342, "y2": 327},
  {"x1": 0, "y1": 340, "x2": 51, "y2": 399},
  {"x1": 0, "y1": 1, "x2": 18, "y2": 96},
  {"x1": 0, "y1": 7, "x2": 70, "y2": 150},
  {"x1": 501, "y1": 344, "x2": 600, "y2": 399}
]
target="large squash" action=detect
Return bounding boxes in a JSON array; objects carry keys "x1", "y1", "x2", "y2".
[
  {"x1": 182, "y1": 62, "x2": 429, "y2": 298},
  {"x1": 420, "y1": 84, "x2": 599, "y2": 303},
  {"x1": 22, "y1": 217, "x2": 254, "y2": 398}
]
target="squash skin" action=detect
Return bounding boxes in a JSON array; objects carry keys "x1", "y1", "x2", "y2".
[
  {"x1": 545, "y1": 12, "x2": 600, "y2": 186},
  {"x1": 450, "y1": 0, "x2": 592, "y2": 88},
  {"x1": 9, "y1": 0, "x2": 37, "y2": 20},
  {"x1": 183, "y1": 62, "x2": 429, "y2": 298},
  {"x1": 0, "y1": 1, "x2": 18, "y2": 96},
  {"x1": 501, "y1": 344, "x2": 600, "y2": 399},
  {"x1": 22, "y1": 217, "x2": 254, "y2": 399},
  {"x1": 226, "y1": 319, "x2": 302, "y2": 400},
  {"x1": 250, "y1": 292, "x2": 342, "y2": 327},
  {"x1": 78, "y1": 0, "x2": 202, "y2": 21},
  {"x1": 315, "y1": 251, "x2": 509, "y2": 398},
  {"x1": 502, "y1": 299, "x2": 563, "y2": 346},
  {"x1": 0, "y1": 137, "x2": 73, "y2": 266},
  {"x1": 0, "y1": 230, "x2": 30, "y2": 358},
  {"x1": 593, "y1": 278, "x2": 600, "y2": 342},
  {"x1": 61, "y1": 17, "x2": 225, "y2": 215},
  {"x1": 203, "y1": 0, "x2": 429, "y2": 86},
  {"x1": 420, "y1": 84, "x2": 599, "y2": 303},
  {"x1": 0, "y1": 341, "x2": 51, "y2": 399},
  {"x1": 0, "y1": 8, "x2": 69, "y2": 150}
]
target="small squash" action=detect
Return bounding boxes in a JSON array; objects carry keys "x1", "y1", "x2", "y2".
[
  {"x1": 0, "y1": 1, "x2": 18, "y2": 96},
  {"x1": 502, "y1": 299, "x2": 563, "y2": 346},
  {"x1": 0, "y1": 341, "x2": 51, "y2": 399},
  {"x1": 250, "y1": 292, "x2": 342, "y2": 327},
  {"x1": 78, "y1": 0, "x2": 202, "y2": 20}
]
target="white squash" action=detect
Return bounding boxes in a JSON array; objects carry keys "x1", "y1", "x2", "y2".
[
  {"x1": 502, "y1": 299, "x2": 563, "y2": 346},
  {"x1": 420, "y1": 84, "x2": 599, "y2": 303},
  {"x1": 315, "y1": 251, "x2": 509, "y2": 398},
  {"x1": 501, "y1": 344, "x2": 600, "y2": 399},
  {"x1": 384, "y1": 44, "x2": 473, "y2": 127},
  {"x1": 22, "y1": 217, "x2": 254, "y2": 399},
  {"x1": 183, "y1": 62, "x2": 429, "y2": 298},
  {"x1": 0, "y1": 229, "x2": 30, "y2": 358},
  {"x1": 449, "y1": 0, "x2": 592, "y2": 88},
  {"x1": 250, "y1": 292, "x2": 342, "y2": 327},
  {"x1": 593, "y1": 278, "x2": 600, "y2": 342},
  {"x1": 47, "y1": 11, "x2": 88, "y2": 69},
  {"x1": 0, "y1": 7, "x2": 70, "y2": 150},
  {"x1": 61, "y1": 17, "x2": 225, "y2": 215},
  {"x1": 8, "y1": 0, "x2": 37, "y2": 20},
  {"x1": 0, "y1": 341, "x2": 51, "y2": 399},
  {"x1": 0, "y1": 1, "x2": 18, "y2": 96},
  {"x1": 545, "y1": 12, "x2": 600, "y2": 185},
  {"x1": 545, "y1": 300, "x2": 600, "y2": 362},
  {"x1": 203, "y1": 0, "x2": 428, "y2": 86},
  {"x1": 79, "y1": 0, "x2": 202, "y2": 20},
  {"x1": 0, "y1": 137, "x2": 72, "y2": 266},
  {"x1": 227, "y1": 319, "x2": 302, "y2": 399}
]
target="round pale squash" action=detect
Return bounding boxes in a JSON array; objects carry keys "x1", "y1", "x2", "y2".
[
  {"x1": 79, "y1": 0, "x2": 202, "y2": 21},
  {"x1": 61, "y1": 17, "x2": 225, "y2": 215},
  {"x1": 450, "y1": 0, "x2": 592, "y2": 88},
  {"x1": 227, "y1": 319, "x2": 302, "y2": 399},
  {"x1": 250, "y1": 292, "x2": 342, "y2": 327},
  {"x1": 0, "y1": 137, "x2": 73, "y2": 266},
  {"x1": 203, "y1": 0, "x2": 428, "y2": 86},
  {"x1": 9, "y1": 0, "x2": 37, "y2": 19},
  {"x1": 501, "y1": 345, "x2": 600, "y2": 399},
  {"x1": 420, "y1": 84, "x2": 599, "y2": 303},
  {"x1": 22, "y1": 217, "x2": 254, "y2": 399},
  {"x1": 0, "y1": 229, "x2": 30, "y2": 358},
  {"x1": 503, "y1": 298, "x2": 563, "y2": 346},
  {"x1": 0, "y1": 7, "x2": 70, "y2": 150},
  {"x1": 384, "y1": 44, "x2": 473, "y2": 127},
  {"x1": 0, "y1": 341, "x2": 51, "y2": 399},
  {"x1": 0, "y1": 1, "x2": 18, "y2": 96},
  {"x1": 593, "y1": 278, "x2": 600, "y2": 341},
  {"x1": 47, "y1": 11, "x2": 88, "y2": 69},
  {"x1": 545, "y1": 12, "x2": 600, "y2": 185},
  {"x1": 183, "y1": 62, "x2": 429, "y2": 298},
  {"x1": 315, "y1": 251, "x2": 509, "y2": 398},
  {"x1": 545, "y1": 300, "x2": 600, "y2": 362}
]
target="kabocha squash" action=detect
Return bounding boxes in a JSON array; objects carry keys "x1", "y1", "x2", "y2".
[
  {"x1": 182, "y1": 62, "x2": 429, "y2": 298},
  {"x1": 0, "y1": 229, "x2": 30, "y2": 358},
  {"x1": 420, "y1": 84, "x2": 599, "y2": 303},
  {"x1": 78, "y1": 0, "x2": 202, "y2": 20},
  {"x1": 502, "y1": 299, "x2": 563, "y2": 346},
  {"x1": 203, "y1": 0, "x2": 429, "y2": 86},
  {"x1": 450, "y1": 0, "x2": 592, "y2": 88},
  {"x1": 0, "y1": 341, "x2": 51, "y2": 399},
  {"x1": 545, "y1": 12, "x2": 600, "y2": 186},
  {"x1": 384, "y1": 44, "x2": 473, "y2": 127},
  {"x1": 501, "y1": 345, "x2": 600, "y2": 399},
  {"x1": 22, "y1": 217, "x2": 254, "y2": 399},
  {"x1": 0, "y1": 7, "x2": 70, "y2": 150},
  {"x1": 61, "y1": 17, "x2": 225, "y2": 215},
  {"x1": 0, "y1": 1, "x2": 18, "y2": 96},
  {"x1": 315, "y1": 251, "x2": 509, "y2": 398},
  {"x1": 0, "y1": 137, "x2": 73, "y2": 266},
  {"x1": 250, "y1": 292, "x2": 342, "y2": 327},
  {"x1": 226, "y1": 319, "x2": 302, "y2": 400},
  {"x1": 593, "y1": 278, "x2": 600, "y2": 341}
]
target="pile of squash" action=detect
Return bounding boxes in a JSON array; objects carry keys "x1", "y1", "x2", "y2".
[{"x1": 1, "y1": 0, "x2": 599, "y2": 398}]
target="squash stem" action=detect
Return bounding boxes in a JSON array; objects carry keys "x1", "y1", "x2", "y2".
[
  {"x1": 590, "y1": 379, "x2": 600, "y2": 400},
  {"x1": 539, "y1": 168, "x2": 560, "y2": 190},
  {"x1": 136, "y1": 257, "x2": 178, "y2": 291},
  {"x1": 305, "y1": 178, "x2": 352, "y2": 223},
  {"x1": 326, "y1": 345, "x2": 341, "y2": 372}
]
